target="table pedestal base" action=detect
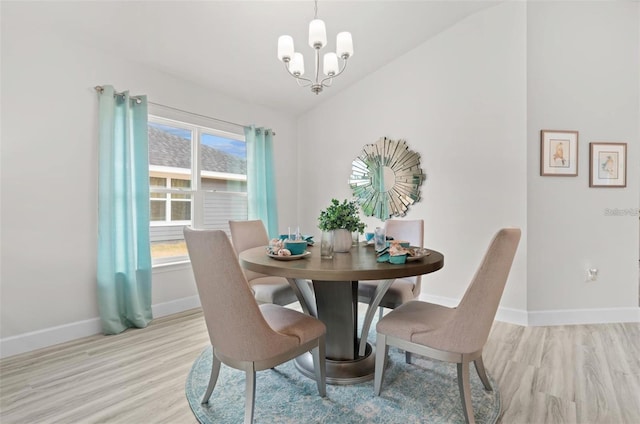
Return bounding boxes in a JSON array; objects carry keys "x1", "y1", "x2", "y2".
[{"x1": 294, "y1": 342, "x2": 375, "y2": 385}]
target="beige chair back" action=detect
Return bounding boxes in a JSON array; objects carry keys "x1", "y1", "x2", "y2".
[
  {"x1": 454, "y1": 228, "x2": 520, "y2": 351},
  {"x1": 229, "y1": 220, "x2": 271, "y2": 282},
  {"x1": 384, "y1": 219, "x2": 424, "y2": 247},
  {"x1": 429, "y1": 228, "x2": 521, "y2": 354},
  {"x1": 385, "y1": 219, "x2": 424, "y2": 294},
  {"x1": 184, "y1": 228, "x2": 298, "y2": 361}
]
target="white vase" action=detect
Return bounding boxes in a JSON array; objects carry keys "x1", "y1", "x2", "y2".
[{"x1": 332, "y1": 229, "x2": 353, "y2": 253}]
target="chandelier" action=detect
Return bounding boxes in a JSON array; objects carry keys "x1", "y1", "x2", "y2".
[{"x1": 277, "y1": 0, "x2": 353, "y2": 95}]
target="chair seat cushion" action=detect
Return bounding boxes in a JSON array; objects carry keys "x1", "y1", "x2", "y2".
[
  {"x1": 260, "y1": 304, "x2": 326, "y2": 345},
  {"x1": 376, "y1": 300, "x2": 455, "y2": 343},
  {"x1": 250, "y1": 276, "x2": 298, "y2": 306},
  {"x1": 358, "y1": 278, "x2": 416, "y2": 309}
]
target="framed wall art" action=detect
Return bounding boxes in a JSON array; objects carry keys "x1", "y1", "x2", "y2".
[
  {"x1": 540, "y1": 130, "x2": 578, "y2": 176},
  {"x1": 589, "y1": 142, "x2": 627, "y2": 188}
]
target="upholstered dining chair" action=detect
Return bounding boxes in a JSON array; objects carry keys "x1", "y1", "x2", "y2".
[
  {"x1": 374, "y1": 228, "x2": 521, "y2": 424},
  {"x1": 184, "y1": 228, "x2": 326, "y2": 424},
  {"x1": 229, "y1": 219, "x2": 298, "y2": 306},
  {"x1": 358, "y1": 219, "x2": 424, "y2": 316}
]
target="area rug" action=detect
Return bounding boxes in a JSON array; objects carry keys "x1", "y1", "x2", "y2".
[{"x1": 185, "y1": 335, "x2": 500, "y2": 423}]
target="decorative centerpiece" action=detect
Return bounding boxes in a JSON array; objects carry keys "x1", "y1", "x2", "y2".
[{"x1": 318, "y1": 198, "x2": 365, "y2": 253}]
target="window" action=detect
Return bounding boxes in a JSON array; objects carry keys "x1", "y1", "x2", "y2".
[
  {"x1": 150, "y1": 177, "x2": 192, "y2": 223},
  {"x1": 148, "y1": 116, "x2": 247, "y2": 265}
]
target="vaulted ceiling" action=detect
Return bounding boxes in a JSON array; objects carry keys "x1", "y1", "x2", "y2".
[{"x1": 25, "y1": 1, "x2": 500, "y2": 114}]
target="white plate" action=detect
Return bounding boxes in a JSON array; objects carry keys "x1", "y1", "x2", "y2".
[
  {"x1": 407, "y1": 251, "x2": 431, "y2": 262},
  {"x1": 267, "y1": 251, "x2": 311, "y2": 261}
]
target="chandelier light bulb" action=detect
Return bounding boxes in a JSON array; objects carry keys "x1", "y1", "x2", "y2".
[
  {"x1": 277, "y1": 35, "x2": 294, "y2": 62},
  {"x1": 336, "y1": 32, "x2": 353, "y2": 59},
  {"x1": 323, "y1": 52, "x2": 339, "y2": 76},
  {"x1": 308, "y1": 19, "x2": 327, "y2": 49},
  {"x1": 289, "y1": 52, "x2": 305, "y2": 76}
]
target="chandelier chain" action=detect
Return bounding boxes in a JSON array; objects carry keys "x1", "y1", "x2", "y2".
[{"x1": 314, "y1": 0, "x2": 318, "y2": 19}]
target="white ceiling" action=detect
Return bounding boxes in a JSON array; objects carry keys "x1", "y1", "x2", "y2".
[{"x1": 25, "y1": 1, "x2": 500, "y2": 115}]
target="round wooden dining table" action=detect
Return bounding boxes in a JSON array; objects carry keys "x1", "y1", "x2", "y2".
[{"x1": 239, "y1": 243, "x2": 444, "y2": 384}]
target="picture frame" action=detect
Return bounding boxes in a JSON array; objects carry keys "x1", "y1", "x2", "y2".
[
  {"x1": 589, "y1": 142, "x2": 627, "y2": 188},
  {"x1": 540, "y1": 130, "x2": 578, "y2": 176}
]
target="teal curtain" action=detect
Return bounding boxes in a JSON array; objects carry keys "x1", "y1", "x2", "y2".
[
  {"x1": 244, "y1": 126, "x2": 279, "y2": 238},
  {"x1": 96, "y1": 85, "x2": 152, "y2": 335}
]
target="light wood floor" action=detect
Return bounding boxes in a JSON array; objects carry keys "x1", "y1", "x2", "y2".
[{"x1": 1, "y1": 309, "x2": 639, "y2": 424}]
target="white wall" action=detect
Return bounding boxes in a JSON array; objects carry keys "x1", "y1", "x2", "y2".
[
  {"x1": 297, "y1": 0, "x2": 639, "y2": 325},
  {"x1": 526, "y1": 1, "x2": 640, "y2": 324},
  {"x1": 0, "y1": 3, "x2": 298, "y2": 356},
  {"x1": 297, "y1": 2, "x2": 529, "y2": 319}
]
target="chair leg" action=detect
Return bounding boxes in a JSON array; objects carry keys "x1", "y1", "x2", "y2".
[
  {"x1": 374, "y1": 333, "x2": 388, "y2": 395},
  {"x1": 244, "y1": 366, "x2": 256, "y2": 424},
  {"x1": 378, "y1": 306, "x2": 384, "y2": 321},
  {"x1": 405, "y1": 351, "x2": 412, "y2": 364},
  {"x1": 473, "y1": 356, "x2": 492, "y2": 391},
  {"x1": 312, "y1": 335, "x2": 326, "y2": 397},
  {"x1": 457, "y1": 361, "x2": 475, "y2": 424},
  {"x1": 201, "y1": 350, "x2": 221, "y2": 404}
]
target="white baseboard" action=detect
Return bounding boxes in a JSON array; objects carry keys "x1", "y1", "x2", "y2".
[
  {"x1": 495, "y1": 306, "x2": 529, "y2": 326},
  {"x1": 418, "y1": 294, "x2": 640, "y2": 326},
  {"x1": 527, "y1": 307, "x2": 640, "y2": 326},
  {"x1": 0, "y1": 317, "x2": 103, "y2": 359},
  {"x1": 0, "y1": 296, "x2": 202, "y2": 359},
  {"x1": 152, "y1": 295, "x2": 201, "y2": 318}
]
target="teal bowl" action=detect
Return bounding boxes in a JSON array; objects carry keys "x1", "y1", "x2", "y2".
[
  {"x1": 284, "y1": 240, "x2": 307, "y2": 255},
  {"x1": 389, "y1": 254, "x2": 407, "y2": 264}
]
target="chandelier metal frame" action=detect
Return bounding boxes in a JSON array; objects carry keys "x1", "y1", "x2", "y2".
[{"x1": 277, "y1": 0, "x2": 353, "y2": 95}]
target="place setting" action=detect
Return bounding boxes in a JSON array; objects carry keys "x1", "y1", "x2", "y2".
[
  {"x1": 363, "y1": 229, "x2": 431, "y2": 264},
  {"x1": 266, "y1": 227, "x2": 313, "y2": 260},
  {"x1": 375, "y1": 240, "x2": 431, "y2": 264}
]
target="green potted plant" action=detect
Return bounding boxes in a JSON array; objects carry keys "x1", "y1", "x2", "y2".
[{"x1": 318, "y1": 198, "x2": 365, "y2": 252}]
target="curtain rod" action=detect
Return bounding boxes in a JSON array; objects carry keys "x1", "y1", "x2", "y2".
[{"x1": 93, "y1": 86, "x2": 275, "y2": 135}]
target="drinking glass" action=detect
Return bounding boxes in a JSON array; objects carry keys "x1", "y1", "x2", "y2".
[
  {"x1": 320, "y1": 231, "x2": 334, "y2": 259},
  {"x1": 374, "y1": 227, "x2": 386, "y2": 251}
]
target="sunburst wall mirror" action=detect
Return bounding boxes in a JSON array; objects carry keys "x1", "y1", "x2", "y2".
[{"x1": 349, "y1": 137, "x2": 425, "y2": 221}]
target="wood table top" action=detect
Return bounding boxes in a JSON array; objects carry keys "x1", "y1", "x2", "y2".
[{"x1": 239, "y1": 243, "x2": 444, "y2": 281}]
